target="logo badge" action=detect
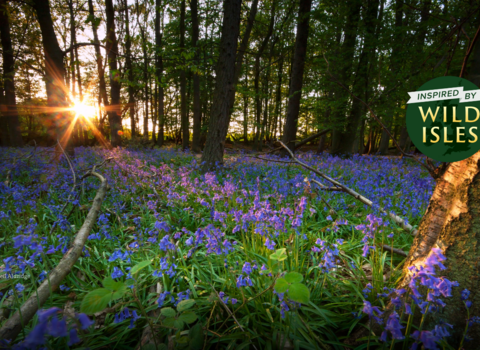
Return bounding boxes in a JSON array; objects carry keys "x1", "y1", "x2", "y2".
[{"x1": 406, "y1": 76, "x2": 480, "y2": 162}]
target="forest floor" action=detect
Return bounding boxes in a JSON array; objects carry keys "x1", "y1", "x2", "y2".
[{"x1": 0, "y1": 146, "x2": 437, "y2": 349}]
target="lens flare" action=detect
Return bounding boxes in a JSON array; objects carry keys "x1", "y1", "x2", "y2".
[{"x1": 71, "y1": 100, "x2": 96, "y2": 118}]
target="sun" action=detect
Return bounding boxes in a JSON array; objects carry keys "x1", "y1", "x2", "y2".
[{"x1": 72, "y1": 100, "x2": 96, "y2": 118}]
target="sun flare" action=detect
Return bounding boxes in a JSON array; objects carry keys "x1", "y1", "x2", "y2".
[{"x1": 71, "y1": 100, "x2": 96, "y2": 118}]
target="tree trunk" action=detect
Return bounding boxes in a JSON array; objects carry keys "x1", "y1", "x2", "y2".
[
  {"x1": 124, "y1": 0, "x2": 135, "y2": 138},
  {"x1": 225, "y1": 0, "x2": 259, "y2": 120},
  {"x1": 87, "y1": 0, "x2": 109, "y2": 138},
  {"x1": 155, "y1": 0, "x2": 165, "y2": 146},
  {"x1": 332, "y1": 0, "x2": 379, "y2": 155},
  {"x1": 399, "y1": 152, "x2": 480, "y2": 346},
  {"x1": 200, "y1": 0, "x2": 242, "y2": 171},
  {"x1": 105, "y1": 0, "x2": 123, "y2": 147},
  {"x1": 0, "y1": 0, "x2": 24, "y2": 146},
  {"x1": 281, "y1": 0, "x2": 313, "y2": 153},
  {"x1": 32, "y1": 0, "x2": 70, "y2": 149},
  {"x1": 191, "y1": 0, "x2": 201, "y2": 153},
  {"x1": 179, "y1": 0, "x2": 188, "y2": 150},
  {"x1": 0, "y1": 85, "x2": 10, "y2": 146}
]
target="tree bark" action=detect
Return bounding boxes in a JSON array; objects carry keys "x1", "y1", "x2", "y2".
[
  {"x1": 155, "y1": 0, "x2": 165, "y2": 146},
  {"x1": 32, "y1": 0, "x2": 70, "y2": 149},
  {"x1": 399, "y1": 152, "x2": 480, "y2": 346},
  {"x1": 329, "y1": 0, "x2": 362, "y2": 155},
  {"x1": 124, "y1": 0, "x2": 136, "y2": 137},
  {"x1": 253, "y1": 1, "x2": 275, "y2": 151},
  {"x1": 281, "y1": 0, "x2": 313, "y2": 153},
  {"x1": 0, "y1": 0, "x2": 24, "y2": 146},
  {"x1": 332, "y1": 0, "x2": 379, "y2": 155},
  {"x1": 191, "y1": 0, "x2": 201, "y2": 153},
  {"x1": 87, "y1": 0, "x2": 109, "y2": 137},
  {"x1": 200, "y1": 0, "x2": 242, "y2": 171},
  {"x1": 105, "y1": 0, "x2": 123, "y2": 147},
  {"x1": 180, "y1": 0, "x2": 188, "y2": 150}
]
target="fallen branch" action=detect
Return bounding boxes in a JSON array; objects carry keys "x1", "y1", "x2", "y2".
[
  {"x1": 292, "y1": 129, "x2": 331, "y2": 150},
  {"x1": 0, "y1": 171, "x2": 108, "y2": 342},
  {"x1": 382, "y1": 244, "x2": 408, "y2": 257},
  {"x1": 278, "y1": 141, "x2": 418, "y2": 236},
  {"x1": 261, "y1": 129, "x2": 331, "y2": 155}
]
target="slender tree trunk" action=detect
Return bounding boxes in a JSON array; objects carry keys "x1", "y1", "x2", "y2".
[
  {"x1": 124, "y1": 0, "x2": 135, "y2": 138},
  {"x1": 281, "y1": 0, "x2": 313, "y2": 153},
  {"x1": 224, "y1": 0, "x2": 259, "y2": 120},
  {"x1": 155, "y1": 0, "x2": 165, "y2": 146},
  {"x1": 0, "y1": 85, "x2": 10, "y2": 146},
  {"x1": 200, "y1": 0, "x2": 242, "y2": 171},
  {"x1": 87, "y1": 0, "x2": 109, "y2": 137},
  {"x1": 105, "y1": 0, "x2": 122, "y2": 147},
  {"x1": 179, "y1": 0, "x2": 188, "y2": 149},
  {"x1": 0, "y1": 0, "x2": 24, "y2": 146},
  {"x1": 332, "y1": 0, "x2": 379, "y2": 155},
  {"x1": 191, "y1": 0, "x2": 202, "y2": 153},
  {"x1": 329, "y1": 0, "x2": 362, "y2": 154},
  {"x1": 273, "y1": 56, "x2": 283, "y2": 141}
]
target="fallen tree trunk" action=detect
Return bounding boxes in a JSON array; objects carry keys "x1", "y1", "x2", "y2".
[{"x1": 0, "y1": 171, "x2": 108, "y2": 342}]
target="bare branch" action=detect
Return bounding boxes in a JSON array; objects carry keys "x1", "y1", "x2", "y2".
[
  {"x1": 277, "y1": 141, "x2": 418, "y2": 236},
  {"x1": 0, "y1": 171, "x2": 108, "y2": 342}
]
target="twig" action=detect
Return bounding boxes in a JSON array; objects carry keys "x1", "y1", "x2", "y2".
[
  {"x1": 208, "y1": 283, "x2": 258, "y2": 350},
  {"x1": 57, "y1": 140, "x2": 77, "y2": 215},
  {"x1": 460, "y1": 22, "x2": 480, "y2": 78},
  {"x1": 0, "y1": 171, "x2": 108, "y2": 342},
  {"x1": 382, "y1": 244, "x2": 407, "y2": 257},
  {"x1": 277, "y1": 141, "x2": 418, "y2": 236}
]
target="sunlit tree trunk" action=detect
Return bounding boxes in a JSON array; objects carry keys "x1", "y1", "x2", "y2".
[
  {"x1": 0, "y1": 0, "x2": 24, "y2": 146},
  {"x1": 32, "y1": 0, "x2": 71, "y2": 150},
  {"x1": 399, "y1": 153, "x2": 480, "y2": 345}
]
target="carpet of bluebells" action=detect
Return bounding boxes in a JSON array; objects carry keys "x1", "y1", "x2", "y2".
[{"x1": 0, "y1": 146, "x2": 476, "y2": 349}]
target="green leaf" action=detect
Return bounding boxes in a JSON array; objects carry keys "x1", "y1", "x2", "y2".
[
  {"x1": 160, "y1": 307, "x2": 176, "y2": 318},
  {"x1": 174, "y1": 319, "x2": 185, "y2": 330},
  {"x1": 102, "y1": 277, "x2": 124, "y2": 290},
  {"x1": 288, "y1": 283, "x2": 310, "y2": 304},
  {"x1": 178, "y1": 311, "x2": 197, "y2": 324},
  {"x1": 188, "y1": 323, "x2": 204, "y2": 350},
  {"x1": 163, "y1": 317, "x2": 175, "y2": 327},
  {"x1": 80, "y1": 288, "x2": 113, "y2": 314},
  {"x1": 274, "y1": 278, "x2": 289, "y2": 293},
  {"x1": 130, "y1": 260, "x2": 152, "y2": 275},
  {"x1": 102, "y1": 277, "x2": 128, "y2": 299},
  {"x1": 270, "y1": 248, "x2": 287, "y2": 261},
  {"x1": 111, "y1": 284, "x2": 128, "y2": 300},
  {"x1": 284, "y1": 272, "x2": 303, "y2": 284},
  {"x1": 177, "y1": 299, "x2": 196, "y2": 312}
]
